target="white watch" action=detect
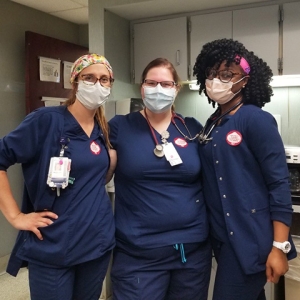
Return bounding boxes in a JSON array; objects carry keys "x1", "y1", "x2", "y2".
[{"x1": 273, "y1": 241, "x2": 291, "y2": 253}]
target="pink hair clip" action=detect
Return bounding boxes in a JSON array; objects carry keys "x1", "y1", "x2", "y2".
[{"x1": 236, "y1": 56, "x2": 251, "y2": 74}]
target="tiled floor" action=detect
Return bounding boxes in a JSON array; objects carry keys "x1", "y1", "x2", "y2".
[
  {"x1": 0, "y1": 268, "x2": 30, "y2": 300},
  {"x1": 0, "y1": 267, "x2": 112, "y2": 300}
]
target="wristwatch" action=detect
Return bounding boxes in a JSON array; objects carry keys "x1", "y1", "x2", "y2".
[{"x1": 273, "y1": 241, "x2": 291, "y2": 253}]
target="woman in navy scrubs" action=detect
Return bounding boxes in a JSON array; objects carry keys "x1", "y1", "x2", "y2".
[
  {"x1": 0, "y1": 54, "x2": 115, "y2": 300},
  {"x1": 109, "y1": 58, "x2": 211, "y2": 300},
  {"x1": 193, "y1": 38, "x2": 297, "y2": 300}
]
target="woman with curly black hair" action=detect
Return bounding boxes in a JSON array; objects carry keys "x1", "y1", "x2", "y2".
[{"x1": 193, "y1": 38, "x2": 296, "y2": 300}]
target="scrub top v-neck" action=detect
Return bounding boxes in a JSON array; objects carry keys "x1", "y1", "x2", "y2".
[{"x1": 16, "y1": 107, "x2": 115, "y2": 267}]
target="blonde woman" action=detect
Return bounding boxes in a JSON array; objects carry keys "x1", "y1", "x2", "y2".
[{"x1": 0, "y1": 54, "x2": 115, "y2": 299}]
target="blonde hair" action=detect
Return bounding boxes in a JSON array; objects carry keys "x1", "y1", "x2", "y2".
[{"x1": 64, "y1": 83, "x2": 111, "y2": 148}]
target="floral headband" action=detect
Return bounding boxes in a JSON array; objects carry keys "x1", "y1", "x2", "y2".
[{"x1": 70, "y1": 53, "x2": 114, "y2": 83}]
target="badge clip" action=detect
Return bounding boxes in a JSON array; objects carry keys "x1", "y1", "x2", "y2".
[{"x1": 47, "y1": 157, "x2": 72, "y2": 196}]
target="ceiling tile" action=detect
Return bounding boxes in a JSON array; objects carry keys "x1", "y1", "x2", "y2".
[
  {"x1": 11, "y1": 0, "x2": 83, "y2": 13},
  {"x1": 108, "y1": 0, "x2": 272, "y2": 20},
  {"x1": 71, "y1": 0, "x2": 88, "y2": 6},
  {"x1": 50, "y1": 7, "x2": 88, "y2": 24},
  {"x1": 11, "y1": 0, "x2": 278, "y2": 24}
]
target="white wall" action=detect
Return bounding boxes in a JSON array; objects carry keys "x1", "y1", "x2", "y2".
[
  {"x1": 264, "y1": 87, "x2": 300, "y2": 146},
  {"x1": 104, "y1": 10, "x2": 140, "y2": 100},
  {"x1": 175, "y1": 85, "x2": 300, "y2": 146},
  {"x1": 175, "y1": 85, "x2": 215, "y2": 125}
]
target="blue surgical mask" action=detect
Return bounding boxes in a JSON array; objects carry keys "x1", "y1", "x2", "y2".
[{"x1": 143, "y1": 85, "x2": 176, "y2": 113}]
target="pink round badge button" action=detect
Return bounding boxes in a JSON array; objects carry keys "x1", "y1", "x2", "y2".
[
  {"x1": 174, "y1": 137, "x2": 188, "y2": 148},
  {"x1": 90, "y1": 141, "x2": 101, "y2": 155},
  {"x1": 226, "y1": 130, "x2": 242, "y2": 146}
]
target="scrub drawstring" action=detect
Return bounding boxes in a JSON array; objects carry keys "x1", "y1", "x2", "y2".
[{"x1": 173, "y1": 243, "x2": 187, "y2": 263}]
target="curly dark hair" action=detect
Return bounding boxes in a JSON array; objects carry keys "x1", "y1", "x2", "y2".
[{"x1": 193, "y1": 38, "x2": 273, "y2": 108}]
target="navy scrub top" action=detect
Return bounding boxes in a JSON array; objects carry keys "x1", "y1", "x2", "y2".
[
  {"x1": 0, "y1": 106, "x2": 115, "y2": 274},
  {"x1": 109, "y1": 111, "x2": 209, "y2": 251},
  {"x1": 199, "y1": 104, "x2": 296, "y2": 274}
]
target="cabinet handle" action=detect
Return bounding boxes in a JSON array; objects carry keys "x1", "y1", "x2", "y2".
[{"x1": 176, "y1": 50, "x2": 180, "y2": 65}]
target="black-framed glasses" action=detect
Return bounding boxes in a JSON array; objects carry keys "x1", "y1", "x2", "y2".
[
  {"x1": 79, "y1": 74, "x2": 114, "y2": 87},
  {"x1": 143, "y1": 79, "x2": 177, "y2": 89},
  {"x1": 205, "y1": 68, "x2": 244, "y2": 83}
]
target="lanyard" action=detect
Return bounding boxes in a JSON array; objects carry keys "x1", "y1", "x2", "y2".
[{"x1": 59, "y1": 137, "x2": 70, "y2": 157}]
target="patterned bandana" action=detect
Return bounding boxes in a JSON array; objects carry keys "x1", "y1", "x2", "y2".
[{"x1": 70, "y1": 53, "x2": 114, "y2": 83}]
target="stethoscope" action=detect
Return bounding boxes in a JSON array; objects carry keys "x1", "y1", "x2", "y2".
[
  {"x1": 198, "y1": 100, "x2": 243, "y2": 144},
  {"x1": 144, "y1": 109, "x2": 199, "y2": 157},
  {"x1": 171, "y1": 113, "x2": 199, "y2": 141}
]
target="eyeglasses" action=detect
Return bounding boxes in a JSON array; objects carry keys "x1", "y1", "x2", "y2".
[
  {"x1": 205, "y1": 68, "x2": 244, "y2": 83},
  {"x1": 79, "y1": 74, "x2": 114, "y2": 87},
  {"x1": 143, "y1": 79, "x2": 177, "y2": 89}
]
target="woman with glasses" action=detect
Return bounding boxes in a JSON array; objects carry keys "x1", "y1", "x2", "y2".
[
  {"x1": 0, "y1": 53, "x2": 115, "y2": 299},
  {"x1": 109, "y1": 58, "x2": 211, "y2": 299},
  {"x1": 193, "y1": 38, "x2": 296, "y2": 300}
]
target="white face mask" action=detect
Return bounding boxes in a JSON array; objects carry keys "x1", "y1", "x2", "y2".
[
  {"x1": 143, "y1": 85, "x2": 176, "y2": 114},
  {"x1": 76, "y1": 81, "x2": 110, "y2": 110},
  {"x1": 205, "y1": 77, "x2": 245, "y2": 105}
]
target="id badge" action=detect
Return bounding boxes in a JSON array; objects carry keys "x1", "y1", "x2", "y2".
[
  {"x1": 162, "y1": 142, "x2": 182, "y2": 166},
  {"x1": 47, "y1": 157, "x2": 71, "y2": 189}
]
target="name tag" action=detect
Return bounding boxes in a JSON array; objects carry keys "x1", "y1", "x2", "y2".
[
  {"x1": 163, "y1": 142, "x2": 182, "y2": 166},
  {"x1": 47, "y1": 157, "x2": 71, "y2": 189}
]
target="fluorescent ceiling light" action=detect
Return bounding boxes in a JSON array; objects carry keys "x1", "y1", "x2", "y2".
[
  {"x1": 188, "y1": 75, "x2": 300, "y2": 90},
  {"x1": 188, "y1": 81, "x2": 199, "y2": 91},
  {"x1": 270, "y1": 75, "x2": 300, "y2": 87}
]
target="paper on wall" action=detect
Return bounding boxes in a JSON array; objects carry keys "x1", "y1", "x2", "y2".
[
  {"x1": 39, "y1": 57, "x2": 60, "y2": 83},
  {"x1": 63, "y1": 61, "x2": 73, "y2": 89}
]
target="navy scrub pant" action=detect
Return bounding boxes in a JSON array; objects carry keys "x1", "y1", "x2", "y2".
[
  {"x1": 211, "y1": 237, "x2": 267, "y2": 300},
  {"x1": 28, "y1": 250, "x2": 111, "y2": 300},
  {"x1": 111, "y1": 241, "x2": 212, "y2": 300}
]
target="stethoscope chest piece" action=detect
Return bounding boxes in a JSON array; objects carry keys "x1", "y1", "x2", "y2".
[
  {"x1": 198, "y1": 131, "x2": 213, "y2": 144},
  {"x1": 154, "y1": 144, "x2": 164, "y2": 157}
]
